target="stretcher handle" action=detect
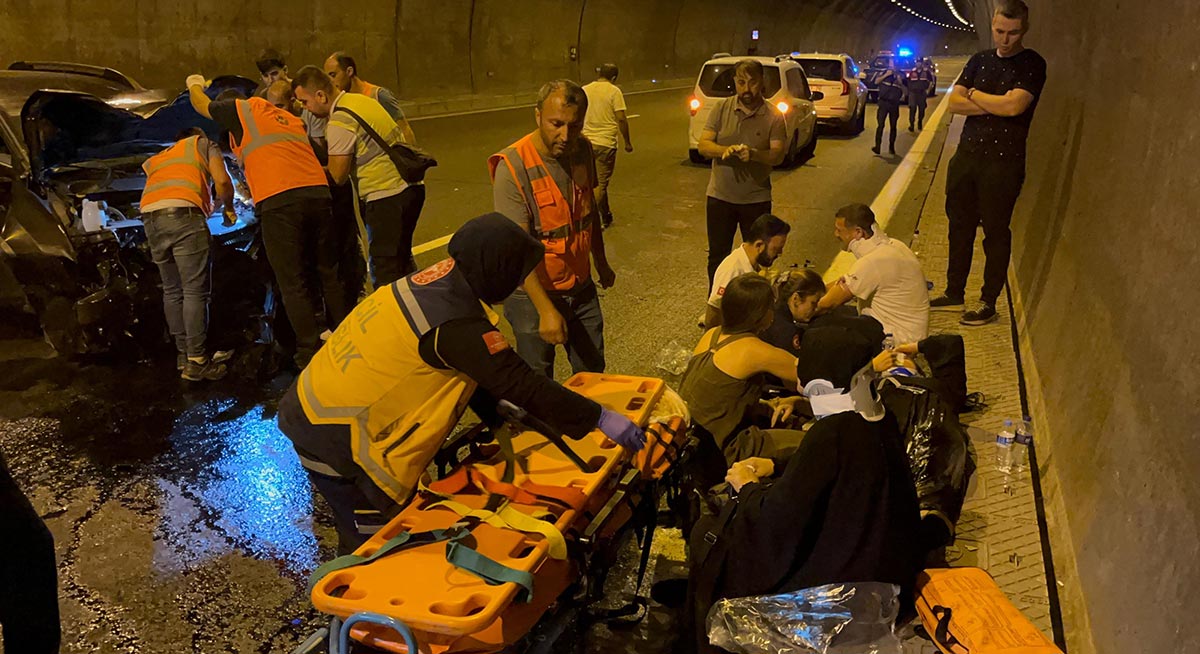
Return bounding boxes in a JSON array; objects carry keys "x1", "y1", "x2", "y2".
[
  {"x1": 337, "y1": 612, "x2": 419, "y2": 654},
  {"x1": 496, "y1": 400, "x2": 595, "y2": 473}
]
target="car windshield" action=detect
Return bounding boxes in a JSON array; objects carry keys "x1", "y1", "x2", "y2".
[
  {"x1": 797, "y1": 59, "x2": 843, "y2": 81},
  {"x1": 698, "y1": 64, "x2": 782, "y2": 98}
]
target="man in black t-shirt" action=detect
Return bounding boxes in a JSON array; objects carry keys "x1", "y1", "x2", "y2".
[{"x1": 930, "y1": 0, "x2": 1046, "y2": 326}]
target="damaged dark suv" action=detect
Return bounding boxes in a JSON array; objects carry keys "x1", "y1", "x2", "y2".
[{"x1": 0, "y1": 62, "x2": 277, "y2": 359}]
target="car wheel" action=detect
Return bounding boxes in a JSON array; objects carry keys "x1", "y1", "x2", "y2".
[
  {"x1": 856, "y1": 104, "x2": 867, "y2": 133},
  {"x1": 781, "y1": 131, "x2": 799, "y2": 167},
  {"x1": 798, "y1": 126, "x2": 817, "y2": 161},
  {"x1": 688, "y1": 148, "x2": 707, "y2": 164}
]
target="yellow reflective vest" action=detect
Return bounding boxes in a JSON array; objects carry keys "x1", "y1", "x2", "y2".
[{"x1": 296, "y1": 258, "x2": 492, "y2": 503}]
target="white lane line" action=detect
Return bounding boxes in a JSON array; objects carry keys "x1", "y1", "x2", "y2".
[
  {"x1": 412, "y1": 233, "x2": 453, "y2": 255},
  {"x1": 627, "y1": 114, "x2": 641, "y2": 119},
  {"x1": 821, "y1": 88, "x2": 954, "y2": 283}
]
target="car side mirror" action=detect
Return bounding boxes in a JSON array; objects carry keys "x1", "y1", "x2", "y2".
[{"x1": 810, "y1": 91, "x2": 824, "y2": 102}]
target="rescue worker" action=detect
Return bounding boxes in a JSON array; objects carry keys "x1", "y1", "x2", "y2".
[
  {"x1": 187, "y1": 76, "x2": 348, "y2": 368},
  {"x1": 907, "y1": 60, "x2": 935, "y2": 131},
  {"x1": 0, "y1": 446, "x2": 60, "y2": 654},
  {"x1": 293, "y1": 65, "x2": 426, "y2": 288},
  {"x1": 491, "y1": 79, "x2": 617, "y2": 378},
  {"x1": 276, "y1": 213, "x2": 646, "y2": 554},
  {"x1": 324, "y1": 52, "x2": 416, "y2": 144},
  {"x1": 139, "y1": 127, "x2": 237, "y2": 380},
  {"x1": 873, "y1": 64, "x2": 906, "y2": 156}
]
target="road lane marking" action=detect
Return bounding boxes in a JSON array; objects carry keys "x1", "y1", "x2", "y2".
[
  {"x1": 627, "y1": 114, "x2": 641, "y2": 119},
  {"x1": 412, "y1": 233, "x2": 454, "y2": 255},
  {"x1": 821, "y1": 87, "x2": 954, "y2": 283}
]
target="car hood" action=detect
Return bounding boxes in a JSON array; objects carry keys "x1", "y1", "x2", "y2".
[{"x1": 20, "y1": 75, "x2": 258, "y2": 178}]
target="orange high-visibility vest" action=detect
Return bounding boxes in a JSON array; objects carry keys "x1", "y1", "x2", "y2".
[
  {"x1": 488, "y1": 134, "x2": 596, "y2": 291},
  {"x1": 229, "y1": 97, "x2": 328, "y2": 203},
  {"x1": 140, "y1": 136, "x2": 212, "y2": 214},
  {"x1": 358, "y1": 80, "x2": 382, "y2": 103}
]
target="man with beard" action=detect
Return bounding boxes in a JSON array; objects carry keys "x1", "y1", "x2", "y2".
[
  {"x1": 276, "y1": 214, "x2": 645, "y2": 554},
  {"x1": 704, "y1": 213, "x2": 790, "y2": 329},
  {"x1": 490, "y1": 79, "x2": 617, "y2": 378},
  {"x1": 695, "y1": 59, "x2": 786, "y2": 289}
]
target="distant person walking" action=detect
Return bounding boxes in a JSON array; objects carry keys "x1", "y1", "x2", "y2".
[
  {"x1": 907, "y1": 60, "x2": 935, "y2": 131},
  {"x1": 873, "y1": 64, "x2": 906, "y2": 156},
  {"x1": 582, "y1": 63, "x2": 633, "y2": 229},
  {"x1": 931, "y1": 0, "x2": 1046, "y2": 326},
  {"x1": 696, "y1": 59, "x2": 786, "y2": 288}
]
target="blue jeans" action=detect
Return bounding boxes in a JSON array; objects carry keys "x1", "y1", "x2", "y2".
[
  {"x1": 503, "y1": 279, "x2": 605, "y2": 378},
  {"x1": 143, "y1": 207, "x2": 212, "y2": 358}
]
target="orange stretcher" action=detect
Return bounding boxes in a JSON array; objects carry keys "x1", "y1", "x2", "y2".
[{"x1": 306, "y1": 373, "x2": 688, "y2": 654}]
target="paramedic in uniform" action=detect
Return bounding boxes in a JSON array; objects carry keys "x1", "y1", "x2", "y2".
[{"x1": 276, "y1": 213, "x2": 645, "y2": 554}]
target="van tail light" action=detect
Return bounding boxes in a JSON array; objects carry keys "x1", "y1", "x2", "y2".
[
  {"x1": 689, "y1": 97, "x2": 701, "y2": 115},
  {"x1": 841, "y1": 79, "x2": 850, "y2": 96},
  {"x1": 776, "y1": 101, "x2": 790, "y2": 114}
]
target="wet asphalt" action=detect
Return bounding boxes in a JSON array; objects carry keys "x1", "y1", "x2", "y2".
[{"x1": 0, "y1": 60, "x2": 963, "y2": 654}]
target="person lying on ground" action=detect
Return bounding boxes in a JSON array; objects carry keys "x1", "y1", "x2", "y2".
[
  {"x1": 682, "y1": 326, "x2": 922, "y2": 654},
  {"x1": 704, "y1": 214, "x2": 790, "y2": 329}
]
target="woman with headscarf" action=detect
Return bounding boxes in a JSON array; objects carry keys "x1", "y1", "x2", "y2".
[{"x1": 277, "y1": 213, "x2": 646, "y2": 554}]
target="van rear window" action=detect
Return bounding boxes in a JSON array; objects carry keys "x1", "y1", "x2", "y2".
[{"x1": 698, "y1": 64, "x2": 782, "y2": 98}]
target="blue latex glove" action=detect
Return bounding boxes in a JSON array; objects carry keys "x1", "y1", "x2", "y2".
[{"x1": 597, "y1": 408, "x2": 646, "y2": 452}]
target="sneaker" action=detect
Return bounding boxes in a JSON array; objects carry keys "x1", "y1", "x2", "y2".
[
  {"x1": 601, "y1": 215, "x2": 614, "y2": 229},
  {"x1": 211, "y1": 349, "x2": 234, "y2": 364},
  {"x1": 961, "y1": 391, "x2": 988, "y2": 413},
  {"x1": 929, "y1": 294, "x2": 965, "y2": 312},
  {"x1": 871, "y1": 145, "x2": 881, "y2": 155},
  {"x1": 176, "y1": 353, "x2": 187, "y2": 371},
  {"x1": 960, "y1": 303, "x2": 998, "y2": 326},
  {"x1": 182, "y1": 358, "x2": 228, "y2": 381},
  {"x1": 908, "y1": 125, "x2": 915, "y2": 132},
  {"x1": 696, "y1": 311, "x2": 707, "y2": 330},
  {"x1": 889, "y1": 146, "x2": 897, "y2": 155}
]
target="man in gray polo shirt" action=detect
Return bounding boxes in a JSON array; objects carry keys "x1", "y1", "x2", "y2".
[{"x1": 696, "y1": 59, "x2": 787, "y2": 288}]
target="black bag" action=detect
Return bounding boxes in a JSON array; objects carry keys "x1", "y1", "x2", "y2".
[{"x1": 333, "y1": 105, "x2": 437, "y2": 183}]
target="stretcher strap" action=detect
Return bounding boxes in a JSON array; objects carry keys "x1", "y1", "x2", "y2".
[
  {"x1": 429, "y1": 499, "x2": 567, "y2": 560},
  {"x1": 306, "y1": 526, "x2": 535, "y2": 602},
  {"x1": 426, "y1": 466, "x2": 588, "y2": 513}
]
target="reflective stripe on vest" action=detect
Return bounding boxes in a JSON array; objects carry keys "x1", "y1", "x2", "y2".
[
  {"x1": 231, "y1": 97, "x2": 328, "y2": 203},
  {"x1": 140, "y1": 136, "x2": 213, "y2": 214},
  {"x1": 487, "y1": 134, "x2": 595, "y2": 290}
]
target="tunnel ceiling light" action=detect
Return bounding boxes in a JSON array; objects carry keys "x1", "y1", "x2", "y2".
[
  {"x1": 944, "y1": 0, "x2": 973, "y2": 27},
  {"x1": 885, "y1": 0, "x2": 973, "y2": 31}
]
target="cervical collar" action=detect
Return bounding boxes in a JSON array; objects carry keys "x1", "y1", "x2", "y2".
[
  {"x1": 847, "y1": 223, "x2": 890, "y2": 259},
  {"x1": 802, "y1": 361, "x2": 885, "y2": 422}
]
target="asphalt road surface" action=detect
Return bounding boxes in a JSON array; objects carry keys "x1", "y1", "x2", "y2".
[{"x1": 0, "y1": 59, "x2": 966, "y2": 654}]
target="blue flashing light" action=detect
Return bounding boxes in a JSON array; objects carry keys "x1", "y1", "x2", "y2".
[{"x1": 897, "y1": 47, "x2": 914, "y2": 57}]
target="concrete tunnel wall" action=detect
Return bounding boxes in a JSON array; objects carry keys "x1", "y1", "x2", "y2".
[
  {"x1": 0, "y1": 0, "x2": 974, "y2": 108},
  {"x1": 962, "y1": 1, "x2": 1200, "y2": 653}
]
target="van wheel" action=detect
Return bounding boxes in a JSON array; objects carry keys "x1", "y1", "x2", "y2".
[
  {"x1": 798, "y1": 127, "x2": 817, "y2": 161},
  {"x1": 856, "y1": 105, "x2": 867, "y2": 133},
  {"x1": 781, "y1": 131, "x2": 799, "y2": 168}
]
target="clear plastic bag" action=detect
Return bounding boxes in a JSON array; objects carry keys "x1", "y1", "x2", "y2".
[
  {"x1": 654, "y1": 340, "x2": 693, "y2": 377},
  {"x1": 706, "y1": 582, "x2": 902, "y2": 654}
]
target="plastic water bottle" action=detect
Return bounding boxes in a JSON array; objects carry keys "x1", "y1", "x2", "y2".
[
  {"x1": 995, "y1": 419, "x2": 1015, "y2": 473},
  {"x1": 910, "y1": 229, "x2": 920, "y2": 256},
  {"x1": 1013, "y1": 417, "x2": 1032, "y2": 474}
]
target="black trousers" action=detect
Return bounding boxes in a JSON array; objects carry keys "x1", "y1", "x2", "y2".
[
  {"x1": 364, "y1": 185, "x2": 426, "y2": 288},
  {"x1": 330, "y1": 181, "x2": 366, "y2": 308},
  {"x1": 705, "y1": 196, "x2": 771, "y2": 288},
  {"x1": 0, "y1": 449, "x2": 60, "y2": 654},
  {"x1": 908, "y1": 92, "x2": 928, "y2": 128},
  {"x1": 261, "y1": 197, "x2": 349, "y2": 363},
  {"x1": 875, "y1": 101, "x2": 901, "y2": 149},
  {"x1": 944, "y1": 152, "x2": 1026, "y2": 305}
]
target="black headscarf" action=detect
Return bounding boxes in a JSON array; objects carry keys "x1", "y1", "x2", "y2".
[
  {"x1": 796, "y1": 325, "x2": 877, "y2": 389},
  {"x1": 447, "y1": 213, "x2": 545, "y2": 304}
]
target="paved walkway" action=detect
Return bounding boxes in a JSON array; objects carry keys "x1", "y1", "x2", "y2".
[{"x1": 589, "y1": 112, "x2": 1059, "y2": 654}]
